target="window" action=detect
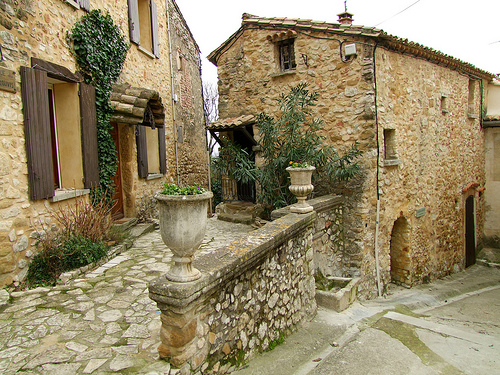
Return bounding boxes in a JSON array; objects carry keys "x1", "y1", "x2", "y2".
[
  {"x1": 278, "y1": 39, "x2": 296, "y2": 72},
  {"x1": 468, "y1": 79, "x2": 478, "y2": 118},
  {"x1": 128, "y1": 0, "x2": 159, "y2": 58},
  {"x1": 64, "y1": 0, "x2": 90, "y2": 11},
  {"x1": 136, "y1": 105, "x2": 166, "y2": 179},
  {"x1": 383, "y1": 128, "x2": 401, "y2": 166},
  {"x1": 20, "y1": 58, "x2": 99, "y2": 200},
  {"x1": 440, "y1": 93, "x2": 449, "y2": 114}
]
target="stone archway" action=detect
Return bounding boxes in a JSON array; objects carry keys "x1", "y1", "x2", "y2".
[{"x1": 390, "y1": 216, "x2": 412, "y2": 286}]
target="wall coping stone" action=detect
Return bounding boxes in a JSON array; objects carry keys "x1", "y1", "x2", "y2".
[
  {"x1": 271, "y1": 194, "x2": 343, "y2": 220},
  {"x1": 149, "y1": 210, "x2": 316, "y2": 308}
]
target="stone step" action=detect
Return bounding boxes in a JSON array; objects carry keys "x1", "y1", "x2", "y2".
[{"x1": 217, "y1": 212, "x2": 254, "y2": 225}]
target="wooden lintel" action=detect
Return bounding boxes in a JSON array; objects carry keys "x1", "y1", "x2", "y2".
[
  {"x1": 241, "y1": 127, "x2": 258, "y2": 146},
  {"x1": 209, "y1": 130, "x2": 224, "y2": 146}
]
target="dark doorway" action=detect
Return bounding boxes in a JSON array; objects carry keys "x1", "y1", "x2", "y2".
[
  {"x1": 465, "y1": 195, "x2": 476, "y2": 267},
  {"x1": 110, "y1": 123, "x2": 124, "y2": 220},
  {"x1": 233, "y1": 126, "x2": 256, "y2": 202},
  {"x1": 390, "y1": 216, "x2": 411, "y2": 286}
]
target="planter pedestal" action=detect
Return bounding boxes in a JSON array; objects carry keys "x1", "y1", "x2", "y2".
[
  {"x1": 286, "y1": 166, "x2": 315, "y2": 213},
  {"x1": 155, "y1": 191, "x2": 213, "y2": 282}
]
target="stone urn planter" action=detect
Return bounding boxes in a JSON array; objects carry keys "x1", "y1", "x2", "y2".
[
  {"x1": 154, "y1": 189, "x2": 213, "y2": 282},
  {"x1": 286, "y1": 165, "x2": 316, "y2": 213}
]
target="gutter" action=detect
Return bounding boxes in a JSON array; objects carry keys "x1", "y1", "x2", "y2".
[{"x1": 166, "y1": 0, "x2": 180, "y2": 184}]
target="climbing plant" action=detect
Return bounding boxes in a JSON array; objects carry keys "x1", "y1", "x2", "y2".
[{"x1": 67, "y1": 9, "x2": 129, "y2": 201}]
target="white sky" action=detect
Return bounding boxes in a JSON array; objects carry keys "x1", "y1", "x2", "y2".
[{"x1": 176, "y1": 0, "x2": 500, "y2": 85}]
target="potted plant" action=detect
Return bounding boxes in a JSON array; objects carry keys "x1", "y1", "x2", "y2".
[
  {"x1": 154, "y1": 183, "x2": 213, "y2": 282},
  {"x1": 286, "y1": 161, "x2": 316, "y2": 213}
]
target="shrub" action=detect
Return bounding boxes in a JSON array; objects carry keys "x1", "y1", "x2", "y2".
[
  {"x1": 26, "y1": 235, "x2": 108, "y2": 287},
  {"x1": 51, "y1": 191, "x2": 113, "y2": 242},
  {"x1": 218, "y1": 84, "x2": 362, "y2": 212},
  {"x1": 25, "y1": 193, "x2": 112, "y2": 287}
]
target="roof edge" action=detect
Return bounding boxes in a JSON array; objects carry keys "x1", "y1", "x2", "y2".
[{"x1": 207, "y1": 14, "x2": 494, "y2": 79}]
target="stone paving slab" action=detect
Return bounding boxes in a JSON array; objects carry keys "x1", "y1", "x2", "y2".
[{"x1": 0, "y1": 217, "x2": 254, "y2": 375}]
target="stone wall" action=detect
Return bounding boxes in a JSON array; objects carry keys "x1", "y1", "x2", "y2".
[
  {"x1": 0, "y1": 0, "x2": 207, "y2": 286},
  {"x1": 484, "y1": 81, "x2": 500, "y2": 244},
  {"x1": 272, "y1": 195, "x2": 349, "y2": 279},
  {"x1": 213, "y1": 20, "x2": 488, "y2": 298},
  {"x1": 149, "y1": 211, "x2": 317, "y2": 374},
  {"x1": 167, "y1": 0, "x2": 208, "y2": 188},
  {"x1": 374, "y1": 48, "x2": 487, "y2": 293}
]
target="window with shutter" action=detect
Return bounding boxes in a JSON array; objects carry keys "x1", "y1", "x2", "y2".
[
  {"x1": 128, "y1": 0, "x2": 159, "y2": 58},
  {"x1": 78, "y1": 0, "x2": 90, "y2": 11},
  {"x1": 136, "y1": 125, "x2": 149, "y2": 178},
  {"x1": 136, "y1": 125, "x2": 166, "y2": 179},
  {"x1": 20, "y1": 59, "x2": 99, "y2": 200}
]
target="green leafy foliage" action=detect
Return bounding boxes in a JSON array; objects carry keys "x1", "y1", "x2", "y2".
[
  {"x1": 210, "y1": 158, "x2": 223, "y2": 207},
  {"x1": 219, "y1": 83, "x2": 363, "y2": 212},
  {"x1": 25, "y1": 193, "x2": 113, "y2": 288},
  {"x1": 67, "y1": 9, "x2": 129, "y2": 202},
  {"x1": 26, "y1": 235, "x2": 108, "y2": 287},
  {"x1": 288, "y1": 160, "x2": 311, "y2": 168},
  {"x1": 161, "y1": 183, "x2": 206, "y2": 195}
]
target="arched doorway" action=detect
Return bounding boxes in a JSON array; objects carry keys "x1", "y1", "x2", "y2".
[
  {"x1": 390, "y1": 216, "x2": 412, "y2": 286},
  {"x1": 465, "y1": 195, "x2": 476, "y2": 267}
]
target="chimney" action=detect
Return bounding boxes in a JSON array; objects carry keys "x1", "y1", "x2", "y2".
[{"x1": 337, "y1": 11, "x2": 354, "y2": 26}]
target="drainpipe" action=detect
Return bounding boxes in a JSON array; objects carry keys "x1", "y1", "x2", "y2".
[
  {"x1": 166, "y1": 0, "x2": 180, "y2": 184},
  {"x1": 374, "y1": 199, "x2": 382, "y2": 296},
  {"x1": 373, "y1": 42, "x2": 382, "y2": 297}
]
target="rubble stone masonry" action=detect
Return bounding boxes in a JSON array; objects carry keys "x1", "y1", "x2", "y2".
[
  {"x1": 214, "y1": 23, "x2": 488, "y2": 298},
  {"x1": 0, "y1": 0, "x2": 207, "y2": 286}
]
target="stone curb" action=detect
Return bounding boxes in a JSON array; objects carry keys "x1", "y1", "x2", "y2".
[{"x1": 477, "y1": 259, "x2": 500, "y2": 269}]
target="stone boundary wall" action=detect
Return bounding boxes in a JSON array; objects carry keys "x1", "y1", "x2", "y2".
[
  {"x1": 273, "y1": 195, "x2": 349, "y2": 279},
  {"x1": 149, "y1": 210, "x2": 318, "y2": 374}
]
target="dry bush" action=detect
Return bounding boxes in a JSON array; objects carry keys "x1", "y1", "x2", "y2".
[{"x1": 51, "y1": 191, "x2": 113, "y2": 242}]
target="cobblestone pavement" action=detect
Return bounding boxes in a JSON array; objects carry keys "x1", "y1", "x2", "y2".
[{"x1": 0, "y1": 218, "x2": 254, "y2": 375}]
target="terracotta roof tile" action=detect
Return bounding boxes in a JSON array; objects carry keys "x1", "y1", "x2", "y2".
[
  {"x1": 208, "y1": 114, "x2": 256, "y2": 131},
  {"x1": 207, "y1": 14, "x2": 494, "y2": 79}
]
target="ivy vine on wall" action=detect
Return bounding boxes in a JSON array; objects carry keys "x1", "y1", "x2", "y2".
[{"x1": 67, "y1": 9, "x2": 129, "y2": 201}]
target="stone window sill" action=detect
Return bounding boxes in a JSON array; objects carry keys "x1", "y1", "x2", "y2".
[
  {"x1": 384, "y1": 159, "x2": 401, "y2": 167},
  {"x1": 65, "y1": 0, "x2": 80, "y2": 9},
  {"x1": 270, "y1": 70, "x2": 297, "y2": 78},
  {"x1": 138, "y1": 46, "x2": 156, "y2": 59},
  {"x1": 467, "y1": 113, "x2": 479, "y2": 119},
  {"x1": 146, "y1": 173, "x2": 163, "y2": 181},
  {"x1": 50, "y1": 188, "x2": 90, "y2": 203}
]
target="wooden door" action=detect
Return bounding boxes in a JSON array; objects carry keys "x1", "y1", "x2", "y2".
[
  {"x1": 110, "y1": 123, "x2": 124, "y2": 220},
  {"x1": 465, "y1": 195, "x2": 476, "y2": 267}
]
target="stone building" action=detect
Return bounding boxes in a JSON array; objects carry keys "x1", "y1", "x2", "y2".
[
  {"x1": 0, "y1": 0, "x2": 207, "y2": 286},
  {"x1": 208, "y1": 13, "x2": 495, "y2": 298},
  {"x1": 484, "y1": 79, "x2": 500, "y2": 247}
]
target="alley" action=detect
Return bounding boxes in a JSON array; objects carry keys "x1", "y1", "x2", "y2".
[
  {"x1": 0, "y1": 219, "x2": 254, "y2": 374},
  {"x1": 235, "y1": 265, "x2": 500, "y2": 375}
]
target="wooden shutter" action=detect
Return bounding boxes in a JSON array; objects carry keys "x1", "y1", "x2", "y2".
[
  {"x1": 136, "y1": 125, "x2": 148, "y2": 178},
  {"x1": 20, "y1": 67, "x2": 54, "y2": 200},
  {"x1": 78, "y1": 0, "x2": 90, "y2": 11},
  {"x1": 150, "y1": 0, "x2": 160, "y2": 57},
  {"x1": 158, "y1": 126, "x2": 166, "y2": 174},
  {"x1": 128, "y1": 0, "x2": 140, "y2": 45},
  {"x1": 79, "y1": 82, "x2": 99, "y2": 188}
]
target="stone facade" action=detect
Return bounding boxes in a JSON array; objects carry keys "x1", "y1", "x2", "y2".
[
  {"x1": 166, "y1": 0, "x2": 208, "y2": 188},
  {"x1": 484, "y1": 80, "x2": 500, "y2": 246},
  {"x1": 0, "y1": 0, "x2": 207, "y2": 286},
  {"x1": 208, "y1": 14, "x2": 494, "y2": 298},
  {"x1": 149, "y1": 210, "x2": 318, "y2": 374}
]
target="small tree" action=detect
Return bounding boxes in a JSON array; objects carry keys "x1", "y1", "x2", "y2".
[
  {"x1": 203, "y1": 81, "x2": 219, "y2": 156},
  {"x1": 220, "y1": 83, "x2": 362, "y2": 212}
]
